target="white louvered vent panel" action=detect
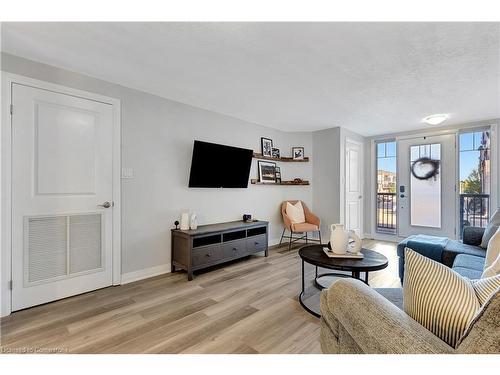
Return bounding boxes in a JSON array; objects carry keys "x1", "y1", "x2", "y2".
[
  {"x1": 27, "y1": 216, "x2": 68, "y2": 282},
  {"x1": 69, "y1": 214, "x2": 102, "y2": 274}
]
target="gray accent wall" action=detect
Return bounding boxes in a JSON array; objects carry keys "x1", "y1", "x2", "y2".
[
  {"x1": 1, "y1": 52, "x2": 314, "y2": 276},
  {"x1": 312, "y1": 127, "x2": 342, "y2": 236}
]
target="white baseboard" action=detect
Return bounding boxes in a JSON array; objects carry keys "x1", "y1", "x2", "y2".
[{"x1": 121, "y1": 264, "x2": 171, "y2": 284}]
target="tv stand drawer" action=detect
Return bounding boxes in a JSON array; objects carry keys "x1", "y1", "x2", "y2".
[
  {"x1": 246, "y1": 234, "x2": 267, "y2": 253},
  {"x1": 192, "y1": 246, "x2": 223, "y2": 267},
  {"x1": 222, "y1": 239, "x2": 247, "y2": 259}
]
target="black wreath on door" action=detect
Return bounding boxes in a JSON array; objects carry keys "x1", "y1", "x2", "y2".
[{"x1": 411, "y1": 157, "x2": 440, "y2": 180}]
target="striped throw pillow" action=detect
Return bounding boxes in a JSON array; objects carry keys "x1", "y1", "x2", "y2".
[
  {"x1": 470, "y1": 276, "x2": 500, "y2": 305},
  {"x1": 403, "y1": 248, "x2": 480, "y2": 348}
]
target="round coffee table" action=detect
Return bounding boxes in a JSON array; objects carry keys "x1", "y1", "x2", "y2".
[{"x1": 298, "y1": 244, "x2": 388, "y2": 317}]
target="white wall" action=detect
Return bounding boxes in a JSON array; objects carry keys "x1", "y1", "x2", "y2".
[{"x1": 1, "y1": 52, "x2": 313, "y2": 277}]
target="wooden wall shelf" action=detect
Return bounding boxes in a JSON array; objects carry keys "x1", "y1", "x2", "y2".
[
  {"x1": 253, "y1": 152, "x2": 309, "y2": 162},
  {"x1": 251, "y1": 179, "x2": 310, "y2": 186}
]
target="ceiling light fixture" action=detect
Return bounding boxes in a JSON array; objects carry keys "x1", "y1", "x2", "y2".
[{"x1": 422, "y1": 114, "x2": 449, "y2": 126}]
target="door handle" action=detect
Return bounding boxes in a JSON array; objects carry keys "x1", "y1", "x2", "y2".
[{"x1": 97, "y1": 201, "x2": 113, "y2": 208}]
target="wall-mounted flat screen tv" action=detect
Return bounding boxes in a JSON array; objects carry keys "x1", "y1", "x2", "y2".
[{"x1": 188, "y1": 140, "x2": 253, "y2": 188}]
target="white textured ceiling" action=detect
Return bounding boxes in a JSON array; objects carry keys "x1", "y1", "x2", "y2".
[{"x1": 2, "y1": 22, "x2": 499, "y2": 135}]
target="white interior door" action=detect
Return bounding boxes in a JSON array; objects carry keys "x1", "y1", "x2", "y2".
[
  {"x1": 345, "y1": 140, "x2": 363, "y2": 236},
  {"x1": 11, "y1": 83, "x2": 114, "y2": 311},
  {"x1": 397, "y1": 134, "x2": 456, "y2": 239}
]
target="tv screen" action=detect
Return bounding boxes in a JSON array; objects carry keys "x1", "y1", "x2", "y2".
[{"x1": 188, "y1": 140, "x2": 253, "y2": 188}]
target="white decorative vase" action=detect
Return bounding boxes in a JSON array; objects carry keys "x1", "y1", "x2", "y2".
[
  {"x1": 180, "y1": 212, "x2": 190, "y2": 230},
  {"x1": 329, "y1": 224, "x2": 349, "y2": 254},
  {"x1": 190, "y1": 213, "x2": 198, "y2": 230},
  {"x1": 347, "y1": 230, "x2": 362, "y2": 254}
]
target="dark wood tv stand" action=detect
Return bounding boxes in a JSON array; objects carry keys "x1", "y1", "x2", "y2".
[{"x1": 171, "y1": 220, "x2": 269, "y2": 280}]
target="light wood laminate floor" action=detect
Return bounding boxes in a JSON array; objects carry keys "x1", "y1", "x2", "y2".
[{"x1": 1, "y1": 239, "x2": 399, "y2": 354}]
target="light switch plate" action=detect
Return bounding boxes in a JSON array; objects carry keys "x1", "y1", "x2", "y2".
[{"x1": 121, "y1": 168, "x2": 134, "y2": 179}]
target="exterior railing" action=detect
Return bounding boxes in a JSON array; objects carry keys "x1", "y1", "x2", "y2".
[
  {"x1": 460, "y1": 193, "x2": 490, "y2": 237},
  {"x1": 376, "y1": 192, "x2": 397, "y2": 233},
  {"x1": 375, "y1": 192, "x2": 489, "y2": 237}
]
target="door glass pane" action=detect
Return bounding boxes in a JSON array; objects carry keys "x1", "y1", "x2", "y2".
[
  {"x1": 460, "y1": 133, "x2": 474, "y2": 151},
  {"x1": 376, "y1": 141, "x2": 397, "y2": 234},
  {"x1": 386, "y1": 142, "x2": 396, "y2": 157},
  {"x1": 377, "y1": 142, "x2": 386, "y2": 157},
  {"x1": 410, "y1": 143, "x2": 441, "y2": 228},
  {"x1": 459, "y1": 130, "x2": 490, "y2": 237}
]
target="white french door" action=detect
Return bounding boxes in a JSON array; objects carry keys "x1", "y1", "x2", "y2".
[
  {"x1": 397, "y1": 134, "x2": 456, "y2": 239},
  {"x1": 11, "y1": 83, "x2": 115, "y2": 311},
  {"x1": 345, "y1": 140, "x2": 363, "y2": 236}
]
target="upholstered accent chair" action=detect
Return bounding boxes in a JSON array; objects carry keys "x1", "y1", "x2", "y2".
[
  {"x1": 320, "y1": 279, "x2": 500, "y2": 354},
  {"x1": 280, "y1": 200, "x2": 321, "y2": 251}
]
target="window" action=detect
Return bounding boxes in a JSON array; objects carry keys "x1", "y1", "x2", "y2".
[
  {"x1": 459, "y1": 130, "x2": 491, "y2": 235},
  {"x1": 376, "y1": 141, "x2": 397, "y2": 233},
  {"x1": 410, "y1": 143, "x2": 441, "y2": 228}
]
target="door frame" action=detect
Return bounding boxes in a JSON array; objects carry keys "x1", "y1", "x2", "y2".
[
  {"x1": 396, "y1": 133, "x2": 457, "y2": 239},
  {"x1": 368, "y1": 122, "x2": 498, "y2": 241},
  {"x1": 1, "y1": 72, "x2": 122, "y2": 316},
  {"x1": 344, "y1": 138, "x2": 364, "y2": 237}
]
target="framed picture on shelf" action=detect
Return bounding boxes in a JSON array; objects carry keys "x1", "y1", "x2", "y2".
[
  {"x1": 275, "y1": 166, "x2": 282, "y2": 183},
  {"x1": 292, "y1": 147, "x2": 305, "y2": 160},
  {"x1": 261, "y1": 137, "x2": 273, "y2": 157},
  {"x1": 271, "y1": 148, "x2": 280, "y2": 158},
  {"x1": 258, "y1": 161, "x2": 277, "y2": 183}
]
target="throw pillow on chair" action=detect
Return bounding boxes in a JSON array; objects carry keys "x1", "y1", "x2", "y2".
[{"x1": 286, "y1": 201, "x2": 305, "y2": 224}]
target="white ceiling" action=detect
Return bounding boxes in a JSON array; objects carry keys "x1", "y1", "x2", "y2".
[{"x1": 2, "y1": 22, "x2": 499, "y2": 135}]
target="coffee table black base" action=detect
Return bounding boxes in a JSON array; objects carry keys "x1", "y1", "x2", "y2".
[
  {"x1": 298, "y1": 245, "x2": 388, "y2": 318},
  {"x1": 299, "y1": 260, "x2": 369, "y2": 318}
]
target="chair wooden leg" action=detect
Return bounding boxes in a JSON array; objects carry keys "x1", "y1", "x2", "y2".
[
  {"x1": 288, "y1": 230, "x2": 293, "y2": 251},
  {"x1": 279, "y1": 228, "x2": 286, "y2": 245}
]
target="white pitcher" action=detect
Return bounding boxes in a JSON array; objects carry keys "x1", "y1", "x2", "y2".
[
  {"x1": 347, "y1": 230, "x2": 362, "y2": 254},
  {"x1": 329, "y1": 224, "x2": 349, "y2": 254}
]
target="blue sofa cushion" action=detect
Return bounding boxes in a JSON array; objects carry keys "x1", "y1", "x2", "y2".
[
  {"x1": 453, "y1": 254, "x2": 486, "y2": 271},
  {"x1": 451, "y1": 254, "x2": 485, "y2": 279},
  {"x1": 442, "y1": 240, "x2": 486, "y2": 267},
  {"x1": 452, "y1": 266, "x2": 483, "y2": 279}
]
